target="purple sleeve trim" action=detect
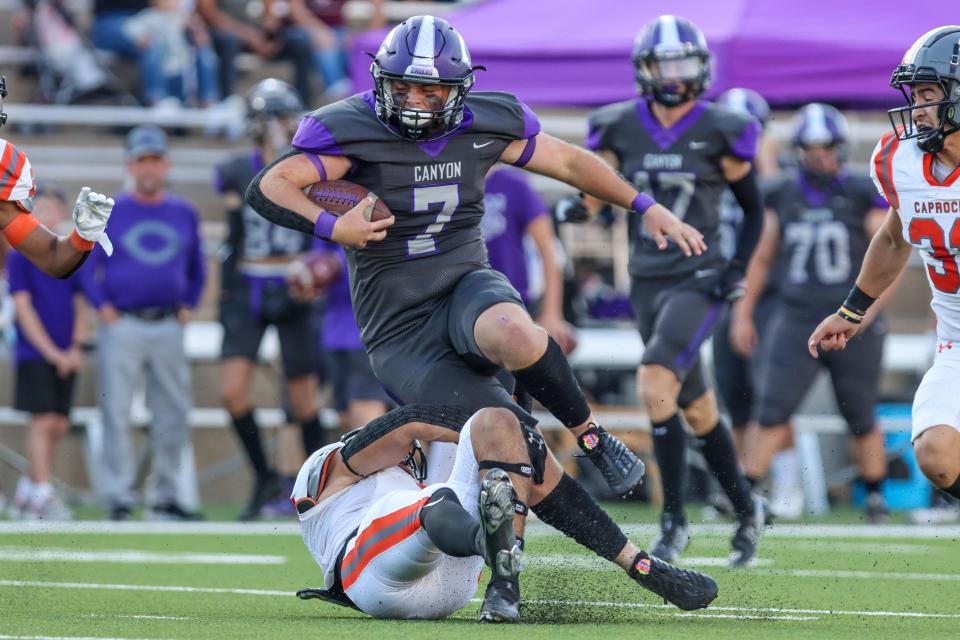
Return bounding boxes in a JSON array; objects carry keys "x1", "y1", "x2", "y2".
[
  {"x1": 519, "y1": 100, "x2": 541, "y2": 139},
  {"x1": 313, "y1": 211, "x2": 338, "y2": 241},
  {"x1": 632, "y1": 192, "x2": 656, "y2": 216},
  {"x1": 212, "y1": 167, "x2": 225, "y2": 194},
  {"x1": 305, "y1": 153, "x2": 327, "y2": 182},
  {"x1": 730, "y1": 118, "x2": 761, "y2": 161},
  {"x1": 585, "y1": 124, "x2": 601, "y2": 151},
  {"x1": 513, "y1": 136, "x2": 537, "y2": 168},
  {"x1": 872, "y1": 193, "x2": 890, "y2": 209},
  {"x1": 292, "y1": 116, "x2": 345, "y2": 156}
]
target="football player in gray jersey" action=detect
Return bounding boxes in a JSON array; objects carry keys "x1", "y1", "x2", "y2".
[
  {"x1": 587, "y1": 16, "x2": 766, "y2": 567},
  {"x1": 246, "y1": 15, "x2": 706, "y2": 612},
  {"x1": 215, "y1": 79, "x2": 326, "y2": 521},
  {"x1": 737, "y1": 104, "x2": 891, "y2": 523}
]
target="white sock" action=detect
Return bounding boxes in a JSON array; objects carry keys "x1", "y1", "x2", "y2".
[
  {"x1": 30, "y1": 482, "x2": 53, "y2": 507},
  {"x1": 771, "y1": 448, "x2": 799, "y2": 490}
]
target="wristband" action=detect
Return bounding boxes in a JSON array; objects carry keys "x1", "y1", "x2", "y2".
[
  {"x1": 2, "y1": 213, "x2": 40, "y2": 247},
  {"x1": 631, "y1": 192, "x2": 656, "y2": 216},
  {"x1": 842, "y1": 285, "x2": 876, "y2": 317},
  {"x1": 313, "y1": 210, "x2": 338, "y2": 241},
  {"x1": 69, "y1": 229, "x2": 95, "y2": 251},
  {"x1": 837, "y1": 306, "x2": 864, "y2": 324}
]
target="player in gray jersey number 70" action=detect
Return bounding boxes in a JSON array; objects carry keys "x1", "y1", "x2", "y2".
[{"x1": 246, "y1": 14, "x2": 706, "y2": 606}]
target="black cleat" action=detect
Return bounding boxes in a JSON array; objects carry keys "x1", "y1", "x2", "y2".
[
  {"x1": 146, "y1": 502, "x2": 204, "y2": 522},
  {"x1": 578, "y1": 425, "x2": 645, "y2": 496},
  {"x1": 650, "y1": 511, "x2": 690, "y2": 563},
  {"x1": 479, "y1": 577, "x2": 520, "y2": 623},
  {"x1": 729, "y1": 494, "x2": 765, "y2": 568},
  {"x1": 238, "y1": 473, "x2": 284, "y2": 521},
  {"x1": 108, "y1": 504, "x2": 132, "y2": 521},
  {"x1": 630, "y1": 553, "x2": 718, "y2": 611}
]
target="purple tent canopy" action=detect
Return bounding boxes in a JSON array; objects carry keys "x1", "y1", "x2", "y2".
[{"x1": 349, "y1": 0, "x2": 947, "y2": 108}]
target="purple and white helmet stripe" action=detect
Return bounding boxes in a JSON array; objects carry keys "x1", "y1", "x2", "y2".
[
  {"x1": 717, "y1": 88, "x2": 770, "y2": 126},
  {"x1": 792, "y1": 103, "x2": 849, "y2": 147}
]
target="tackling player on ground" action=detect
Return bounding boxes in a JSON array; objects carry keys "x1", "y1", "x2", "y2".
[
  {"x1": 587, "y1": 16, "x2": 765, "y2": 566},
  {"x1": 739, "y1": 104, "x2": 891, "y2": 522},
  {"x1": 292, "y1": 404, "x2": 718, "y2": 622},
  {"x1": 246, "y1": 15, "x2": 705, "y2": 502},
  {"x1": 809, "y1": 26, "x2": 960, "y2": 502},
  {"x1": 0, "y1": 76, "x2": 113, "y2": 277}
]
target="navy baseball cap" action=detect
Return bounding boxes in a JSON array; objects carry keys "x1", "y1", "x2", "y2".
[{"x1": 126, "y1": 125, "x2": 167, "y2": 159}]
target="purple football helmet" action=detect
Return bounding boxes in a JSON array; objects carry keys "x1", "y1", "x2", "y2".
[
  {"x1": 792, "y1": 103, "x2": 850, "y2": 173},
  {"x1": 370, "y1": 15, "x2": 477, "y2": 141},
  {"x1": 633, "y1": 15, "x2": 711, "y2": 107},
  {"x1": 716, "y1": 88, "x2": 770, "y2": 128}
]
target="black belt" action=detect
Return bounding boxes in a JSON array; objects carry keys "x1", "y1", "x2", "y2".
[{"x1": 121, "y1": 307, "x2": 178, "y2": 321}]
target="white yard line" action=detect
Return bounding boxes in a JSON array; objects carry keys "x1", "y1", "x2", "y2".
[
  {"x1": 1, "y1": 520, "x2": 959, "y2": 540},
  {"x1": 528, "y1": 554, "x2": 773, "y2": 570},
  {"x1": 0, "y1": 580, "x2": 292, "y2": 597},
  {"x1": 86, "y1": 615, "x2": 192, "y2": 621},
  {"x1": 3, "y1": 580, "x2": 956, "y2": 621},
  {"x1": 0, "y1": 547, "x2": 286, "y2": 565},
  {"x1": 0, "y1": 636, "x2": 172, "y2": 640}
]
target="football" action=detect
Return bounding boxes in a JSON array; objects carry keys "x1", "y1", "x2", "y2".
[
  {"x1": 305, "y1": 180, "x2": 393, "y2": 222},
  {"x1": 285, "y1": 250, "x2": 342, "y2": 300}
]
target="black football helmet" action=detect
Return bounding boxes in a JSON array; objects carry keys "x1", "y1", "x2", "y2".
[
  {"x1": 245, "y1": 78, "x2": 304, "y2": 142},
  {"x1": 370, "y1": 15, "x2": 479, "y2": 141},
  {"x1": 633, "y1": 15, "x2": 712, "y2": 107},
  {"x1": 0, "y1": 76, "x2": 8, "y2": 128},
  {"x1": 889, "y1": 26, "x2": 960, "y2": 153}
]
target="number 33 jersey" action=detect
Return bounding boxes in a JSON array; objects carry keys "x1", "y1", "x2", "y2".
[
  {"x1": 587, "y1": 99, "x2": 760, "y2": 279},
  {"x1": 872, "y1": 130, "x2": 960, "y2": 340},
  {"x1": 292, "y1": 90, "x2": 539, "y2": 350}
]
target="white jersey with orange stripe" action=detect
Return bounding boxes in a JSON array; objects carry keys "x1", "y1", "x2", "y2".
[
  {"x1": 295, "y1": 446, "x2": 420, "y2": 591},
  {"x1": 871, "y1": 129, "x2": 960, "y2": 340},
  {"x1": 0, "y1": 138, "x2": 36, "y2": 209}
]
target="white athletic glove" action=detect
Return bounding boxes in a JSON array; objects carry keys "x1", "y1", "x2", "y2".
[{"x1": 72, "y1": 187, "x2": 114, "y2": 256}]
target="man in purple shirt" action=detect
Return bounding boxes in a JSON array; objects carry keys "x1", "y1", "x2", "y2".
[
  {"x1": 6, "y1": 185, "x2": 87, "y2": 520},
  {"x1": 83, "y1": 126, "x2": 206, "y2": 521},
  {"x1": 481, "y1": 167, "x2": 574, "y2": 353}
]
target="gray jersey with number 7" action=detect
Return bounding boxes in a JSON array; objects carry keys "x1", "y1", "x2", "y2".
[{"x1": 292, "y1": 90, "x2": 539, "y2": 351}]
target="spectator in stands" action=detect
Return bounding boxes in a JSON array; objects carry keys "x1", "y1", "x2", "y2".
[
  {"x1": 90, "y1": 0, "x2": 169, "y2": 105},
  {"x1": 481, "y1": 166, "x2": 575, "y2": 353},
  {"x1": 197, "y1": 0, "x2": 317, "y2": 104},
  {"x1": 82, "y1": 126, "x2": 205, "y2": 521},
  {"x1": 122, "y1": 0, "x2": 221, "y2": 107},
  {"x1": 5, "y1": 185, "x2": 86, "y2": 521},
  {"x1": 289, "y1": 0, "x2": 385, "y2": 99}
]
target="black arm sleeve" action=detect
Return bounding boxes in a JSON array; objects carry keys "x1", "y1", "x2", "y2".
[
  {"x1": 244, "y1": 150, "x2": 316, "y2": 235},
  {"x1": 339, "y1": 405, "x2": 477, "y2": 467},
  {"x1": 729, "y1": 167, "x2": 765, "y2": 266}
]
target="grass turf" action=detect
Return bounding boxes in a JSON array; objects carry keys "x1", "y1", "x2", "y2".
[{"x1": 0, "y1": 507, "x2": 957, "y2": 640}]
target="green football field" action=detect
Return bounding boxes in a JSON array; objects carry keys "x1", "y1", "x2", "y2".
[{"x1": 0, "y1": 506, "x2": 958, "y2": 640}]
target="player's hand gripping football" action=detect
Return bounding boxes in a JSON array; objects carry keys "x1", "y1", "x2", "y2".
[
  {"x1": 330, "y1": 197, "x2": 395, "y2": 248},
  {"x1": 73, "y1": 187, "x2": 114, "y2": 256},
  {"x1": 641, "y1": 203, "x2": 706, "y2": 257},
  {"x1": 807, "y1": 313, "x2": 861, "y2": 358}
]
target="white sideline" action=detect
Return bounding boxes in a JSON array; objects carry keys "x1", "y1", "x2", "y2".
[
  {"x1": 0, "y1": 547, "x2": 286, "y2": 565},
  {"x1": 0, "y1": 636, "x2": 170, "y2": 640},
  {"x1": 3, "y1": 579, "x2": 959, "y2": 620}
]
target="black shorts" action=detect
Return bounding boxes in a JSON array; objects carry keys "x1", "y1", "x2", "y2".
[
  {"x1": 754, "y1": 305, "x2": 885, "y2": 436},
  {"x1": 630, "y1": 271, "x2": 727, "y2": 408},
  {"x1": 368, "y1": 268, "x2": 536, "y2": 426},
  {"x1": 326, "y1": 348, "x2": 392, "y2": 412},
  {"x1": 15, "y1": 360, "x2": 75, "y2": 416},
  {"x1": 219, "y1": 280, "x2": 318, "y2": 379},
  {"x1": 711, "y1": 291, "x2": 779, "y2": 428}
]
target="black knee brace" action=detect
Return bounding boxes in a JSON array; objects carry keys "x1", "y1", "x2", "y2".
[{"x1": 419, "y1": 487, "x2": 484, "y2": 558}]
